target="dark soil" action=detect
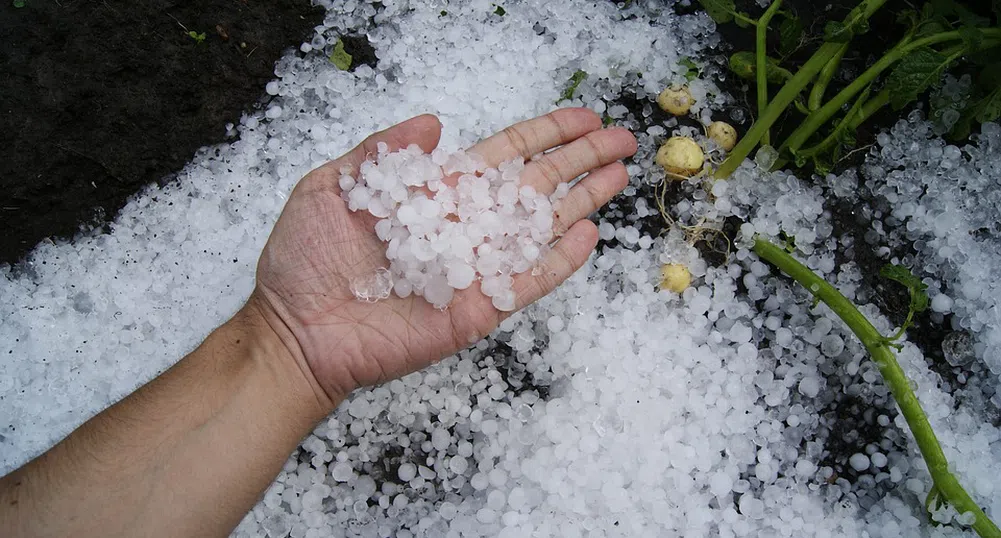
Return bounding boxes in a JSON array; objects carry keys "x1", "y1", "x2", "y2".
[{"x1": 0, "y1": 0, "x2": 325, "y2": 265}]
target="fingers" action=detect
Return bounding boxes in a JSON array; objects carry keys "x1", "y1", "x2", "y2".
[
  {"x1": 322, "y1": 114, "x2": 443, "y2": 175},
  {"x1": 552, "y1": 162, "x2": 629, "y2": 236},
  {"x1": 468, "y1": 108, "x2": 602, "y2": 167},
  {"x1": 521, "y1": 127, "x2": 637, "y2": 194},
  {"x1": 510, "y1": 220, "x2": 598, "y2": 313}
]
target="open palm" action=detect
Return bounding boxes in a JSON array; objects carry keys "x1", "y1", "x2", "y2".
[{"x1": 253, "y1": 109, "x2": 637, "y2": 403}]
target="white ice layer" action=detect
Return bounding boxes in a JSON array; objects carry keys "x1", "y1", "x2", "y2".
[
  {"x1": 342, "y1": 143, "x2": 554, "y2": 311},
  {"x1": 854, "y1": 113, "x2": 1001, "y2": 385}
]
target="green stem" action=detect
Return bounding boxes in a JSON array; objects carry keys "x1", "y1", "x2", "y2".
[
  {"x1": 734, "y1": 11, "x2": 759, "y2": 28},
  {"x1": 753, "y1": 238, "x2": 1001, "y2": 538},
  {"x1": 809, "y1": 43, "x2": 848, "y2": 111},
  {"x1": 714, "y1": 0, "x2": 889, "y2": 179},
  {"x1": 852, "y1": 87, "x2": 890, "y2": 128},
  {"x1": 784, "y1": 87, "x2": 888, "y2": 172},
  {"x1": 794, "y1": 85, "x2": 871, "y2": 162},
  {"x1": 782, "y1": 30, "x2": 1001, "y2": 156},
  {"x1": 756, "y1": 0, "x2": 785, "y2": 146}
]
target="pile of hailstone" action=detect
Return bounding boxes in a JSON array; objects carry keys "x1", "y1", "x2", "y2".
[{"x1": 340, "y1": 142, "x2": 557, "y2": 311}]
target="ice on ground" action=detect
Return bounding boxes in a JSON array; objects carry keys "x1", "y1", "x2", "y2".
[{"x1": 855, "y1": 113, "x2": 1001, "y2": 384}]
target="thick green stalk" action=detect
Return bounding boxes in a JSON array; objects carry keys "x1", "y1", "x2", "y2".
[
  {"x1": 782, "y1": 30, "x2": 1001, "y2": 156},
  {"x1": 794, "y1": 86, "x2": 871, "y2": 161},
  {"x1": 809, "y1": 43, "x2": 848, "y2": 111},
  {"x1": 756, "y1": 0, "x2": 785, "y2": 146},
  {"x1": 753, "y1": 238, "x2": 1001, "y2": 538},
  {"x1": 852, "y1": 87, "x2": 890, "y2": 128},
  {"x1": 714, "y1": 0, "x2": 889, "y2": 178},
  {"x1": 714, "y1": 42, "x2": 845, "y2": 178}
]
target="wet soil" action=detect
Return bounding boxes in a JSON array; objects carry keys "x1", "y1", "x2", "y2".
[{"x1": 0, "y1": 0, "x2": 325, "y2": 265}]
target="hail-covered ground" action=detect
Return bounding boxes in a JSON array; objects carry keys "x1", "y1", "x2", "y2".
[{"x1": 2, "y1": 1, "x2": 999, "y2": 537}]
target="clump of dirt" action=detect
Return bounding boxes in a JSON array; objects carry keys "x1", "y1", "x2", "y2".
[{"x1": 0, "y1": 0, "x2": 325, "y2": 265}]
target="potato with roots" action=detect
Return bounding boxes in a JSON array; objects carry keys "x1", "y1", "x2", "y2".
[
  {"x1": 657, "y1": 85, "x2": 694, "y2": 116},
  {"x1": 659, "y1": 263, "x2": 692, "y2": 293},
  {"x1": 655, "y1": 136, "x2": 704, "y2": 179},
  {"x1": 707, "y1": 121, "x2": 738, "y2": 152}
]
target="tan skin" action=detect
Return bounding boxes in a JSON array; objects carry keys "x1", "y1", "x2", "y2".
[{"x1": 0, "y1": 108, "x2": 637, "y2": 538}]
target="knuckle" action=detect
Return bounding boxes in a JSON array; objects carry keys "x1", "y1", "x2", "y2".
[
  {"x1": 547, "y1": 112, "x2": 571, "y2": 142},
  {"x1": 556, "y1": 245, "x2": 577, "y2": 272},
  {"x1": 582, "y1": 132, "x2": 607, "y2": 162},
  {"x1": 503, "y1": 126, "x2": 532, "y2": 157},
  {"x1": 535, "y1": 156, "x2": 562, "y2": 186}
]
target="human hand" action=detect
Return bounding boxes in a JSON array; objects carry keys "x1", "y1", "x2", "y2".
[{"x1": 250, "y1": 109, "x2": 637, "y2": 407}]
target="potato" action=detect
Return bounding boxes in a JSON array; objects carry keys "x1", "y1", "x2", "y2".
[
  {"x1": 659, "y1": 263, "x2": 692, "y2": 293},
  {"x1": 708, "y1": 121, "x2": 738, "y2": 152},
  {"x1": 657, "y1": 85, "x2": 694, "y2": 116},
  {"x1": 655, "y1": 136, "x2": 704, "y2": 178}
]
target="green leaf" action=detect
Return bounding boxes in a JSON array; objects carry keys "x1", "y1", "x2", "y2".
[
  {"x1": 824, "y1": 21, "x2": 849, "y2": 42},
  {"x1": 778, "y1": 16, "x2": 804, "y2": 57},
  {"x1": 925, "y1": 486, "x2": 946, "y2": 524},
  {"x1": 824, "y1": 5, "x2": 872, "y2": 42},
  {"x1": 974, "y1": 87, "x2": 1001, "y2": 123},
  {"x1": 915, "y1": 17, "x2": 952, "y2": 38},
  {"x1": 959, "y1": 25, "x2": 984, "y2": 49},
  {"x1": 896, "y1": 8, "x2": 920, "y2": 30},
  {"x1": 885, "y1": 48, "x2": 949, "y2": 110},
  {"x1": 493, "y1": 5, "x2": 506, "y2": 16},
  {"x1": 328, "y1": 38, "x2": 353, "y2": 71},
  {"x1": 696, "y1": 0, "x2": 736, "y2": 24},
  {"x1": 812, "y1": 154, "x2": 834, "y2": 176},
  {"x1": 729, "y1": 51, "x2": 792, "y2": 83},
  {"x1": 880, "y1": 264, "x2": 930, "y2": 317},
  {"x1": 558, "y1": 70, "x2": 588, "y2": 102},
  {"x1": 13, "y1": 0, "x2": 26, "y2": 7},
  {"x1": 679, "y1": 57, "x2": 700, "y2": 81},
  {"x1": 929, "y1": 0, "x2": 990, "y2": 27},
  {"x1": 734, "y1": 12, "x2": 754, "y2": 28}
]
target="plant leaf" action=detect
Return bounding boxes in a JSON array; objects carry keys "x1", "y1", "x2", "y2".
[
  {"x1": 975, "y1": 88, "x2": 1001, "y2": 123},
  {"x1": 880, "y1": 264, "x2": 930, "y2": 316},
  {"x1": 329, "y1": 38, "x2": 353, "y2": 71},
  {"x1": 696, "y1": 0, "x2": 736, "y2": 24},
  {"x1": 824, "y1": 4, "x2": 873, "y2": 43},
  {"x1": 493, "y1": 5, "x2": 506, "y2": 16},
  {"x1": 925, "y1": 485, "x2": 946, "y2": 524},
  {"x1": 915, "y1": 16, "x2": 953, "y2": 38},
  {"x1": 929, "y1": 0, "x2": 990, "y2": 28},
  {"x1": 779, "y1": 16, "x2": 804, "y2": 57},
  {"x1": 734, "y1": 11, "x2": 754, "y2": 28},
  {"x1": 558, "y1": 70, "x2": 588, "y2": 102},
  {"x1": 679, "y1": 57, "x2": 700, "y2": 81},
  {"x1": 885, "y1": 48, "x2": 949, "y2": 110},
  {"x1": 896, "y1": 8, "x2": 920, "y2": 29},
  {"x1": 729, "y1": 51, "x2": 793, "y2": 83},
  {"x1": 959, "y1": 25, "x2": 984, "y2": 49}
]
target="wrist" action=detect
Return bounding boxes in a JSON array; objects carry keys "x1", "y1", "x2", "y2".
[{"x1": 236, "y1": 291, "x2": 341, "y2": 419}]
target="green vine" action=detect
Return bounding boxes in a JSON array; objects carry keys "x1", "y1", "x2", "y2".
[{"x1": 753, "y1": 237, "x2": 1000, "y2": 538}]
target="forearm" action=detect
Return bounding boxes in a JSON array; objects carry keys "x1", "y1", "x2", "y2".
[{"x1": 0, "y1": 293, "x2": 337, "y2": 538}]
